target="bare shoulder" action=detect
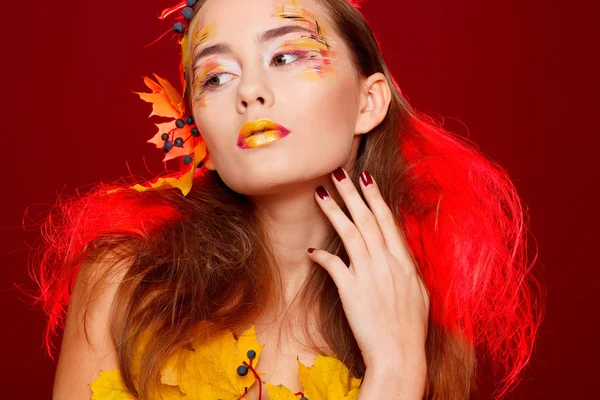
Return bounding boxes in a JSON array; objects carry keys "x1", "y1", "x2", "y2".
[{"x1": 53, "y1": 244, "x2": 135, "y2": 400}]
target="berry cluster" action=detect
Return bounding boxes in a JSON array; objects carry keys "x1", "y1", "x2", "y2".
[
  {"x1": 160, "y1": 115, "x2": 201, "y2": 165},
  {"x1": 172, "y1": 0, "x2": 198, "y2": 34},
  {"x1": 233, "y1": 348, "x2": 308, "y2": 400},
  {"x1": 234, "y1": 349, "x2": 263, "y2": 400}
]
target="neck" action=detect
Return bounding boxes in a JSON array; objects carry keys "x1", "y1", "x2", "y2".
[
  {"x1": 249, "y1": 136, "x2": 361, "y2": 315},
  {"x1": 252, "y1": 176, "x2": 335, "y2": 301}
]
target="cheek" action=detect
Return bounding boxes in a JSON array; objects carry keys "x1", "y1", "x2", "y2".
[
  {"x1": 192, "y1": 100, "x2": 236, "y2": 155},
  {"x1": 288, "y1": 75, "x2": 359, "y2": 140}
]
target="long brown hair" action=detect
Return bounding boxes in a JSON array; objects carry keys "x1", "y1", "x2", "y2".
[{"x1": 31, "y1": 0, "x2": 544, "y2": 399}]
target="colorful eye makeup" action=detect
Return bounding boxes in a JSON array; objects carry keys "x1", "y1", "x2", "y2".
[
  {"x1": 271, "y1": 36, "x2": 333, "y2": 79},
  {"x1": 182, "y1": 22, "x2": 214, "y2": 78},
  {"x1": 192, "y1": 57, "x2": 241, "y2": 107},
  {"x1": 191, "y1": 23, "x2": 213, "y2": 53},
  {"x1": 272, "y1": 0, "x2": 336, "y2": 77},
  {"x1": 187, "y1": 0, "x2": 337, "y2": 107}
]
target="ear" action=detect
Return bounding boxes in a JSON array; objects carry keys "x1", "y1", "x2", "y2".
[
  {"x1": 203, "y1": 150, "x2": 216, "y2": 171},
  {"x1": 354, "y1": 72, "x2": 392, "y2": 135}
]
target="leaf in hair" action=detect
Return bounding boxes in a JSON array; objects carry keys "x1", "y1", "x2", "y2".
[
  {"x1": 128, "y1": 141, "x2": 206, "y2": 196},
  {"x1": 135, "y1": 75, "x2": 183, "y2": 119}
]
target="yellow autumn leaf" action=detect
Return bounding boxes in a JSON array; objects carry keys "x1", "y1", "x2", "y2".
[
  {"x1": 299, "y1": 354, "x2": 362, "y2": 400},
  {"x1": 89, "y1": 368, "x2": 186, "y2": 400},
  {"x1": 175, "y1": 324, "x2": 266, "y2": 399},
  {"x1": 160, "y1": 350, "x2": 181, "y2": 386},
  {"x1": 90, "y1": 370, "x2": 136, "y2": 400},
  {"x1": 160, "y1": 385, "x2": 187, "y2": 399},
  {"x1": 130, "y1": 165, "x2": 195, "y2": 197},
  {"x1": 262, "y1": 383, "x2": 299, "y2": 400},
  {"x1": 90, "y1": 324, "x2": 361, "y2": 400},
  {"x1": 266, "y1": 354, "x2": 362, "y2": 400},
  {"x1": 128, "y1": 141, "x2": 206, "y2": 196}
]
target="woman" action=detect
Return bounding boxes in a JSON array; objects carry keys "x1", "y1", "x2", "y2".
[{"x1": 35, "y1": 0, "x2": 543, "y2": 399}]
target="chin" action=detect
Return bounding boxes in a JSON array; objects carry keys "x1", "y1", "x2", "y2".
[
  {"x1": 230, "y1": 177, "x2": 294, "y2": 196},
  {"x1": 220, "y1": 166, "x2": 323, "y2": 197}
]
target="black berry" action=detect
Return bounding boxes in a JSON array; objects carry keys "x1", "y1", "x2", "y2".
[
  {"x1": 186, "y1": 0, "x2": 197, "y2": 7},
  {"x1": 185, "y1": 115, "x2": 194, "y2": 125},
  {"x1": 173, "y1": 22, "x2": 185, "y2": 34},
  {"x1": 161, "y1": 133, "x2": 169, "y2": 141},
  {"x1": 183, "y1": 155, "x2": 193, "y2": 165},
  {"x1": 247, "y1": 349, "x2": 256, "y2": 359},
  {"x1": 174, "y1": 137, "x2": 184, "y2": 147},
  {"x1": 236, "y1": 365, "x2": 249, "y2": 376},
  {"x1": 175, "y1": 119, "x2": 185, "y2": 129},
  {"x1": 162, "y1": 141, "x2": 173, "y2": 152},
  {"x1": 182, "y1": 7, "x2": 194, "y2": 20},
  {"x1": 191, "y1": 127, "x2": 200, "y2": 137}
]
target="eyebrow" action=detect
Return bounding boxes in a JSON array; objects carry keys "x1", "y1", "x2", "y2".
[{"x1": 191, "y1": 25, "x2": 315, "y2": 67}]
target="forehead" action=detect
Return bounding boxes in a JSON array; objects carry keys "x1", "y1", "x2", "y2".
[{"x1": 193, "y1": 0, "x2": 332, "y2": 41}]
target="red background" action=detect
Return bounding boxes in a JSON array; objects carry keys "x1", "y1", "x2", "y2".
[{"x1": 1, "y1": 0, "x2": 597, "y2": 398}]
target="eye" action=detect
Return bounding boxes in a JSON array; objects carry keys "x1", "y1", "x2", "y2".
[
  {"x1": 271, "y1": 50, "x2": 307, "y2": 67},
  {"x1": 202, "y1": 72, "x2": 235, "y2": 89}
]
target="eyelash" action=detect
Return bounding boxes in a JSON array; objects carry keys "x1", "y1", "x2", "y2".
[{"x1": 198, "y1": 50, "x2": 309, "y2": 91}]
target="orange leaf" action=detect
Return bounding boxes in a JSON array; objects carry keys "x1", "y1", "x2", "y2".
[
  {"x1": 129, "y1": 141, "x2": 207, "y2": 196},
  {"x1": 153, "y1": 74, "x2": 184, "y2": 114},
  {"x1": 135, "y1": 75, "x2": 182, "y2": 119},
  {"x1": 162, "y1": 125, "x2": 195, "y2": 162},
  {"x1": 130, "y1": 164, "x2": 196, "y2": 197},
  {"x1": 147, "y1": 122, "x2": 176, "y2": 149}
]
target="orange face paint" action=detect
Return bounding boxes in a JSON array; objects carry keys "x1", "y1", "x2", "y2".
[
  {"x1": 191, "y1": 23, "x2": 213, "y2": 54},
  {"x1": 181, "y1": 22, "x2": 215, "y2": 98}
]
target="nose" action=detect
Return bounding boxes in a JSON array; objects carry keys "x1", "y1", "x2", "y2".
[{"x1": 236, "y1": 70, "x2": 274, "y2": 114}]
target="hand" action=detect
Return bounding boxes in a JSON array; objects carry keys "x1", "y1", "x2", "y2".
[{"x1": 308, "y1": 167, "x2": 430, "y2": 369}]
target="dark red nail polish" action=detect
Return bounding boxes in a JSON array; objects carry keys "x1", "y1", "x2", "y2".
[
  {"x1": 307, "y1": 247, "x2": 315, "y2": 253},
  {"x1": 316, "y1": 186, "x2": 329, "y2": 199},
  {"x1": 333, "y1": 167, "x2": 346, "y2": 182},
  {"x1": 360, "y1": 170, "x2": 373, "y2": 186}
]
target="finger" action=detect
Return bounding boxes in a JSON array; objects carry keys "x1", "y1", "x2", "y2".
[
  {"x1": 331, "y1": 167, "x2": 387, "y2": 262},
  {"x1": 307, "y1": 248, "x2": 353, "y2": 289},
  {"x1": 315, "y1": 186, "x2": 370, "y2": 272},
  {"x1": 358, "y1": 170, "x2": 418, "y2": 273}
]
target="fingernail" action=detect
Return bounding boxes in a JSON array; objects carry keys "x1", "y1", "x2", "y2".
[
  {"x1": 307, "y1": 247, "x2": 315, "y2": 253},
  {"x1": 360, "y1": 170, "x2": 373, "y2": 186},
  {"x1": 332, "y1": 167, "x2": 346, "y2": 182},
  {"x1": 316, "y1": 186, "x2": 329, "y2": 199}
]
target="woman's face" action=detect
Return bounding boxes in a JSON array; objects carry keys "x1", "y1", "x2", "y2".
[{"x1": 187, "y1": 0, "x2": 363, "y2": 195}]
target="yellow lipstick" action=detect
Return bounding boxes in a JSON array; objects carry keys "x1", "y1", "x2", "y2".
[{"x1": 237, "y1": 118, "x2": 291, "y2": 149}]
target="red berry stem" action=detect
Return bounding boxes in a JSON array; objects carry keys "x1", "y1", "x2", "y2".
[
  {"x1": 242, "y1": 360, "x2": 263, "y2": 400},
  {"x1": 235, "y1": 387, "x2": 249, "y2": 400}
]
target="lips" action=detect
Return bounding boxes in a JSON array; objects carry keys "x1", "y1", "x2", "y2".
[{"x1": 237, "y1": 118, "x2": 291, "y2": 149}]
